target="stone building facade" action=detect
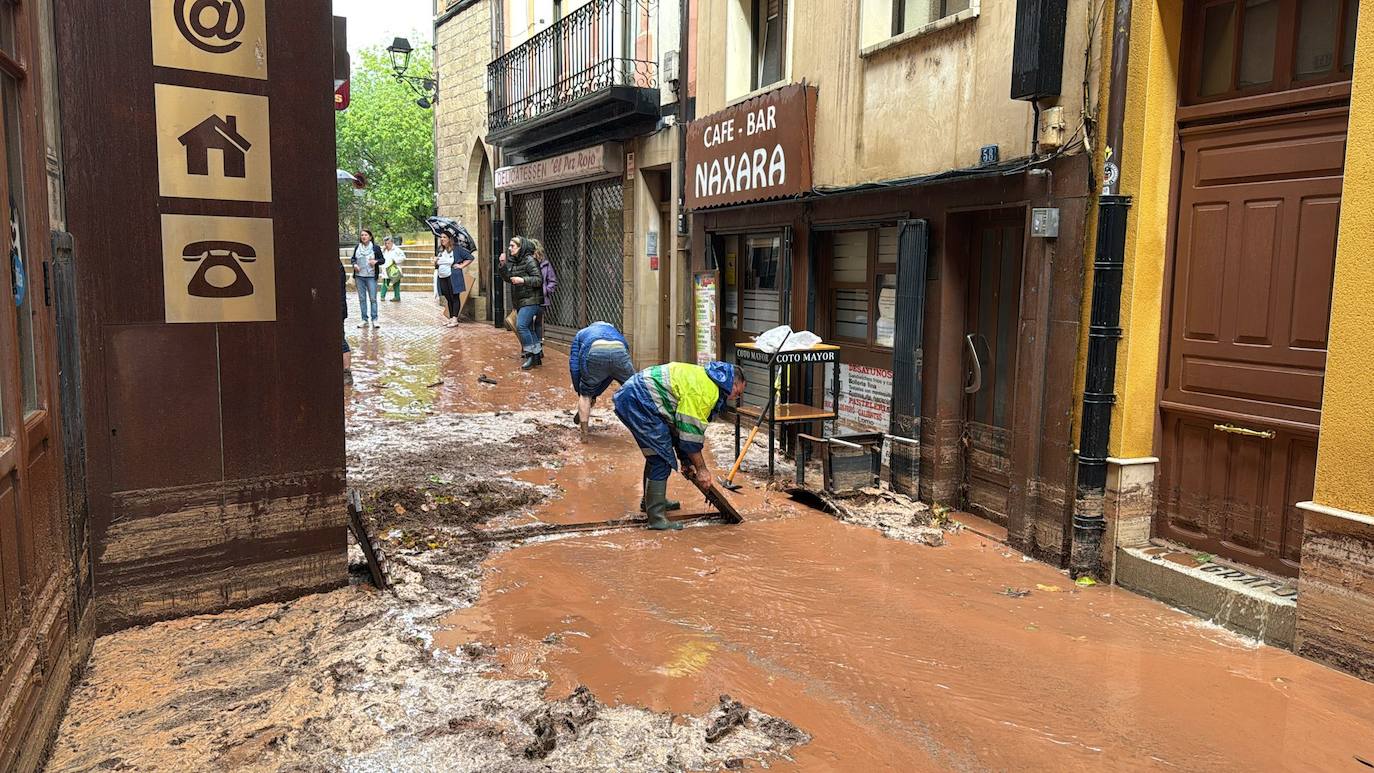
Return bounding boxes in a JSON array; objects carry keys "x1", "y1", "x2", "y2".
[{"x1": 435, "y1": 0, "x2": 496, "y2": 317}]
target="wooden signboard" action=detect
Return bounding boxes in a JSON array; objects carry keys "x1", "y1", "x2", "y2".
[{"x1": 55, "y1": 0, "x2": 346, "y2": 631}]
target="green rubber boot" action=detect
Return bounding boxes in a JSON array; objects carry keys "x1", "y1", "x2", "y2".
[
  {"x1": 645, "y1": 479, "x2": 682, "y2": 531},
  {"x1": 639, "y1": 477, "x2": 681, "y2": 512}
]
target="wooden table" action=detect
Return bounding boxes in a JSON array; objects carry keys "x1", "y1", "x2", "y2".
[{"x1": 733, "y1": 342, "x2": 842, "y2": 479}]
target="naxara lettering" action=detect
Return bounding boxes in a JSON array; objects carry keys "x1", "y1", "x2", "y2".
[{"x1": 694, "y1": 144, "x2": 787, "y2": 200}]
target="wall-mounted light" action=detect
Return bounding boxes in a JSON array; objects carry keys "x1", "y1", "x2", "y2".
[{"x1": 386, "y1": 37, "x2": 438, "y2": 109}]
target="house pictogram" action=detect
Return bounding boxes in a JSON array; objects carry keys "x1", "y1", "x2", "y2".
[{"x1": 178, "y1": 114, "x2": 252, "y2": 178}]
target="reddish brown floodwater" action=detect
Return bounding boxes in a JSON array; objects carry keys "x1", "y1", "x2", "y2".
[
  {"x1": 441, "y1": 517, "x2": 1374, "y2": 770},
  {"x1": 358, "y1": 311, "x2": 1374, "y2": 770}
]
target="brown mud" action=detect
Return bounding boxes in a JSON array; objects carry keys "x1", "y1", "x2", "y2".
[{"x1": 48, "y1": 304, "x2": 1374, "y2": 771}]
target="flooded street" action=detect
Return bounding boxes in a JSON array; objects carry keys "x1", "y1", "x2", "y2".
[{"x1": 47, "y1": 299, "x2": 1374, "y2": 771}]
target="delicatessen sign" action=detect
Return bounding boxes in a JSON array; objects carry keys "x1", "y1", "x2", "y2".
[{"x1": 685, "y1": 83, "x2": 817, "y2": 209}]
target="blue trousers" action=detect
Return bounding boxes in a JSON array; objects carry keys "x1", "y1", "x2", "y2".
[
  {"x1": 516, "y1": 305, "x2": 542, "y2": 355},
  {"x1": 355, "y1": 276, "x2": 379, "y2": 321}
]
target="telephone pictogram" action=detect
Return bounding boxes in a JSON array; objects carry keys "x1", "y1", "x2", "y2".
[{"x1": 183, "y1": 240, "x2": 256, "y2": 298}]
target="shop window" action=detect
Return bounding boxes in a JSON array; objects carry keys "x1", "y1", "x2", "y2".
[
  {"x1": 1189, "y1": 0, "x2": 1358, "y2": 103},
  {"x1": 825, "y1": 226, "x2": 897, "y2": 351}
]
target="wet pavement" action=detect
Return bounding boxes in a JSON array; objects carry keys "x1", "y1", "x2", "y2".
[
  {"x1": 363, "y1": 300, "x2": 1374, "y2": 771},
  {"x1": 47, "y1": 297, "x2": 1374, "y2": 771}
]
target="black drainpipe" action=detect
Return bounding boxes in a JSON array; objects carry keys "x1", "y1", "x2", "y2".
[{"x1": 1070, "y1": 0, "x2": 1134, "y2": 579}]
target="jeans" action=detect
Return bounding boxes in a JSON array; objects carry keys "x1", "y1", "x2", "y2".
[
  {"x1": 516, "y1": 304, "x2": 542, "y2": 354},
  {"x1": 355, "y1": 276, "x2": 379, "y2": 321},
  {"x1": 379, "y1": 275, "x2": 401, "y2": 300}
]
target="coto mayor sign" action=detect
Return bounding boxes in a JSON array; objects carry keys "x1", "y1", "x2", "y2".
[{"x1": 685, "y1": 83, "x2": 817, "y2": 209}]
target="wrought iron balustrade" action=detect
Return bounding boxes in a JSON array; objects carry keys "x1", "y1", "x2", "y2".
[{"x1": 488, "y1": 0, "x2": 658, "y2": 134}]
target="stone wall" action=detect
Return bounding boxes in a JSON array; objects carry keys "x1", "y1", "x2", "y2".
[{"x1": 435, "y1": 0, "x2": 493, "y2": 256}]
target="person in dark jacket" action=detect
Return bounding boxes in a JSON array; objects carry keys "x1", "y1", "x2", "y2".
[
  {"x1": 499, "y1": 236, "x2": 544, "y2": 370},
  {"x1": 532, "y1": 238, "x2": 558, "y2": 341},
  {"x1": 341, "y1": 261, "x2": 352, "y2": 385}
]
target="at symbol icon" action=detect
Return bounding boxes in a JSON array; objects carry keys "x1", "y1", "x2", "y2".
[{"x1": 174, "y1": 0, "x2": 246, "y2": 54}]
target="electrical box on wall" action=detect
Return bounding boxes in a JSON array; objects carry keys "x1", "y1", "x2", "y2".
[
  {"x1": 1031, "y1": 208, "x2": 1060, "y2": 238},
  {"x1": 1038, "y1": 105, "x2": 1066, "y2": 150},
  {"x1": 1010, "y1": 0, "x2": 1068, "y2": 101}
]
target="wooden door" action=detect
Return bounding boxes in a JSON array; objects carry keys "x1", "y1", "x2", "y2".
[
  {"x1": 1156, "y1": 110, "x2": 1345, "y2": 575},
  {"x1": 0, "y1": 16, "x2": 68, "y2": 767},
  {"x1": 961, "y1": 214, "x2": 1024, "y2": 525},
  {"x1": 717, "y1": 231, "x2": 783, "y2": 410}
]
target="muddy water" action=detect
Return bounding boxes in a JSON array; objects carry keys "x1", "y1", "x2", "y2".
[{"x1": 441, "y1": 516, "x2": 1374, "y2": 771}]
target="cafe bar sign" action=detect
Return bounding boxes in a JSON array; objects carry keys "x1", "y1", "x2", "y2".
[
  {"x1": 495, "y1": 143, "x2": 624, "y2": 192},
  {"x1": 685, "y1": 83, "x2": 818, "y2": 210}
]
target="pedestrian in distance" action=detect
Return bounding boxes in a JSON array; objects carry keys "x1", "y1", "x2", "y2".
[
  {"x1": 532, "y1": 238, "x2": 558, "y2": 341},
  {"x1": 351, "y1": 229, "x2": 383, "y2": 328},
  {"x1": 340, "y1": 260, "x2": 352, "y2": 385},
  {"x1": 499, "y1": 236, "x2": 544, "y2": 370},
  {"x1": 435, "y1": 232, "x2": 475, "y2": 327},
  {"x1": 612, "y1": 361, "x2": 746, "y2": 530},
  {"x1": 379, "y1": 236, "x2": 406, "y2": 302}
]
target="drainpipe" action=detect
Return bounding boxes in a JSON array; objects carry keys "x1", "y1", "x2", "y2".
[{"x1": 1070, "y1": 0, "x2": 1133, "y2": 579}]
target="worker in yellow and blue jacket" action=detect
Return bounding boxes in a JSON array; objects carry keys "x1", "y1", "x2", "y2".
[{"x1": 612, "y1": 361, "x2": 746, "y2": 530}]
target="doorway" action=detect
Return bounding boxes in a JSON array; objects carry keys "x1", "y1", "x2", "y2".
[
  {"x1": 713, "y1": 230, "x2": 785, "y2": 410},
  {"x1": 961, "y1": 211, "x2": 1025, "y2": 526},
  {"x1": 1155, "y1": 0, "x2": 1355, "y2": 576}
]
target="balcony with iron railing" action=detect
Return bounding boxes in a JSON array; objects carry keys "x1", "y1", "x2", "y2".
[{"x1": 487, "y1": 0, "x2": 660, "y2": 155}]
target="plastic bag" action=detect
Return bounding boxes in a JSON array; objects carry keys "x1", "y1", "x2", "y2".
[{"x1": 752, "y1": 325, "x2": 822, "y2": 353}]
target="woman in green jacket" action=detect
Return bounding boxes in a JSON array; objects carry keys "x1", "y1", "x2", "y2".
[{"x1": 500, "y1": 236, "x2": 545, "y2": 370}]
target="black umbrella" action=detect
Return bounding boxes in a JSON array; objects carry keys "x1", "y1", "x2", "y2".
[{"x1": 424, "y1": 216, "x2": 476, "y2": 252}]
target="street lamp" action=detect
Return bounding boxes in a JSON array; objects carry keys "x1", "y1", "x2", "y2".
[{"x1": 386, "y1": 37, "x2": 438, "y2": 109}]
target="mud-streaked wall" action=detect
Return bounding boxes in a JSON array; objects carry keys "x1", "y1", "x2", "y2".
[
  {"x1": 55, "y1": 0, "x2": 347, "y2": 633},
  {"x1": 1295, "y1": 4, "x2": 1374, "y2": 681},
  {"x1": 692, "y1": 0, "x2": 1097, "y2": 186}
]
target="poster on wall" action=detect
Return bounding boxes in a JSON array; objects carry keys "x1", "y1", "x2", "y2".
[
  {"x1": 693, "y1": 271, "x2": 718, "y2": 366},
  {"x1": 824, "y1": 364, "x2": 895, "y2": 432}
]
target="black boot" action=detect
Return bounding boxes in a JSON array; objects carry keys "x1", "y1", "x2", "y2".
[
  {"x1": 533, "y1": 352, "x2": 543, "y2": 367},
  {"x1": 520, "y1": 353, "x2": 536, "y2": 370},
  {"x1": 645, "y1": 480, "x2": 682, "y2": 531}
]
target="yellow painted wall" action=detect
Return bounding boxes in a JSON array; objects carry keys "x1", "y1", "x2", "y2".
[
  {"x1": 1313, "y1": 7, "x2": 1374, "y2": 516},
  {"x1": 1075, "y1": 0, "x2": 1181, "y2": 460},
  {"x1": 692, "y1": 0, "x2": 1097, "y2": 186}
]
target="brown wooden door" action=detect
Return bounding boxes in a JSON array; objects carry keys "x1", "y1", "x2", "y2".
[
  {"x1": 961, "y1": 214, "x2": 1024, "y2": 525},
  {"x1": 0, "y1": 17, "x2": 68, "y2": 767},
  {"x1": 1157, "y1": 110, "x2": 1346, "y2": 575}
]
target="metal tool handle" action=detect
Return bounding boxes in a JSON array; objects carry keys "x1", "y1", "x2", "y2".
[
  {"x1": 964, "y1": 333, "x2": 983, "y2": 395},
  {"x1": 1213, "y1": 423, "x2": 1276, "y2": 440}
]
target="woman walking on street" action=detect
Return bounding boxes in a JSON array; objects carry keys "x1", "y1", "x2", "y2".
[
  {"x1": 532, "y1": 238, "x2": 558, "y2": 341},
  {"x1": 379, "y1": 236, "x2": 405, "y2": 302},
  {"x1": 434, "y1": 232, "x2": 474, "y2": 327},
  {"x1": 500, "y1": 236, "x2": 544, "y2": 370},
  {"x1": 351, "y1": 229, "x2": 383, "y2": 327}
]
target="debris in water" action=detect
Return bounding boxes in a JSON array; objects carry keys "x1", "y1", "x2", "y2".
[
  {"x1": 706, "y1": 694, "x2": 750, "y2": 743},
  {"x1": 478, "y1": 375, "x2": 499, "y2": 385},
  {"x1": 1036, "y1": 583, "x2": 1063, "y2": 593},
  {"x1": 1076, "y1": 576, "x2": 1098, "y2": 587},
  {"x1": 725, "y1": 759, "x2": 745, "y2": 770},
  {"x1": 524, "y1": 710, "x2": 558, "y2": 759},
  {"x1": 427, "y1": 379, "x2": 445, "y2": 388},
  {"x1": 1001, "y1": 587, "x2": 1032, "y2": 598}
]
